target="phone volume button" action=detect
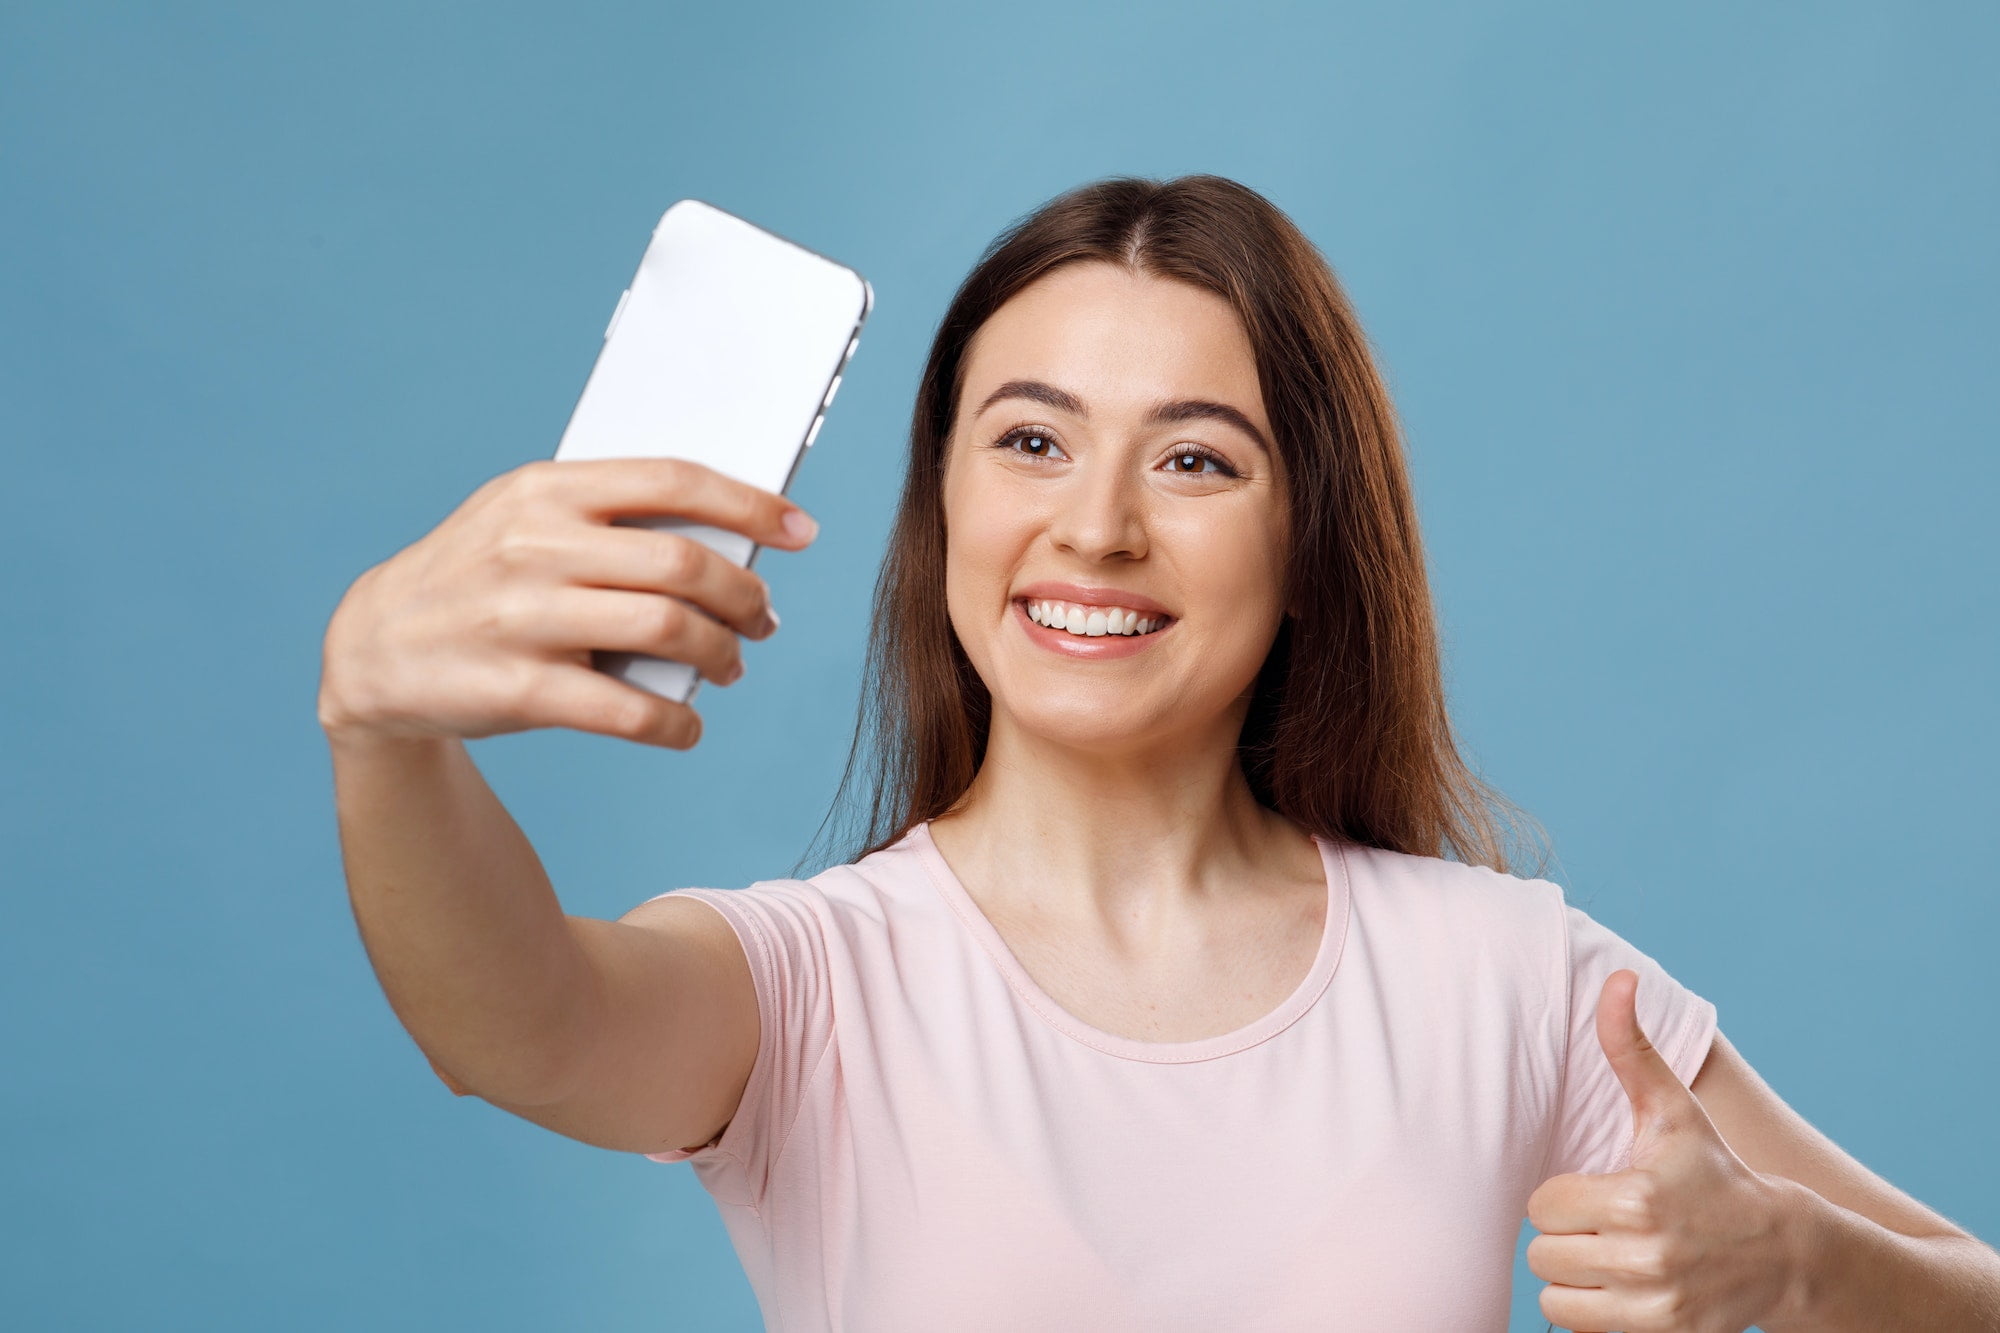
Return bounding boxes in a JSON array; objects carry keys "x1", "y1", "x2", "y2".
[
  {"x1": 823, "y1": 375, "x2": 843, "y2": 406},
  {"x1": 804, "y1": 414, "x2": 825, "y2": 448},
  {"x1": 604, "y1": 288, "x2": 631, "y2": 341}
]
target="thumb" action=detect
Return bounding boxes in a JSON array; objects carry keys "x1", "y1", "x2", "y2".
[{"x1": 1595, "y1": 968, "x2": 1703, "y2": 1158}]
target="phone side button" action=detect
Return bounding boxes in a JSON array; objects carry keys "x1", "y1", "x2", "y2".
[
  {"x1": 823, "y1": 375, "x2": 842, "y2": 407},
  {"x1": 604, "y1": 288, "x2": 631, "y2": 341},
  {"x1": 804, "y1": 414, "x2": 825, "y2": 448}
]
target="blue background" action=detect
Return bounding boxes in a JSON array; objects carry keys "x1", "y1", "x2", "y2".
[{"x1": 4, "y1": 2, "x2": 1994, "y2": 1328}]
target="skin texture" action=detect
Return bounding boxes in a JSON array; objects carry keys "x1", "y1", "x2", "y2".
[
  {"x1": 942, "y1": 262, "x2": 1291, "y2": 771},
  {"x1": 927, "y1": 261, "x2": 1327, "y2": 1045}
]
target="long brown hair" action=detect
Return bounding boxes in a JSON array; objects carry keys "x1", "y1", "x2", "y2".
[{"x1": 794, "y1": 174, "x2": 1547, "y2": 879}]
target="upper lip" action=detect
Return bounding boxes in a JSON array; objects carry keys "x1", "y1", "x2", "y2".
[{"x1": 1011, "y1": 581, "x2": 1174, "y2": 619}]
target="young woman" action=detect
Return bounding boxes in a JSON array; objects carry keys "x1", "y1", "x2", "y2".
[{"x1": 319, "y1": 176, "x2": 1995, "y2": 1331}]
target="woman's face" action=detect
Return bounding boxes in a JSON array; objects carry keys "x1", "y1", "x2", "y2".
[{"x1": 941, "y1": 261, "x2": 1291, "y2": 757}]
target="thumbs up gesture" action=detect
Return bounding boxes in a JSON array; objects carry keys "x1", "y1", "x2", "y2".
[{"x1": 1526, "y1": 970, "x2": 1796, "y2": 1332}]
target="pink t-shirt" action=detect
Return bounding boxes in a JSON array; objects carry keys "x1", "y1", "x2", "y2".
[{"x1": 643, "y1": 820, "x2": 1717, "y2": 1331}]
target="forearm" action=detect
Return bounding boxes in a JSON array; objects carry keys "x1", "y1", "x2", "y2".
[
  {"x1": 326, "y1": 727, "x2": 597, "y2": 1106},
  {"x1": 1762, "y1": 1174, "x2": 2000, "y2": 1331}
]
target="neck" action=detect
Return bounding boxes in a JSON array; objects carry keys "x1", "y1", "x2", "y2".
[{"x1": 927, "y1": 705, "x2": 1315, "y2": 928}]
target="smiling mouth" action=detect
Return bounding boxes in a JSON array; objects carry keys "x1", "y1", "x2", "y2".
[{"x1": 1015, "y1": 597, "x2": 1173, "y2": 639}]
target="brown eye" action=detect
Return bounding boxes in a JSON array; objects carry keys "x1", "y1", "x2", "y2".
[
  {"x1": 1164, "y1": 447, "x2": 1237, "y2": 477},
  {"x1": 995, "y1": 428, "x2": 1067, "y2": 461}
]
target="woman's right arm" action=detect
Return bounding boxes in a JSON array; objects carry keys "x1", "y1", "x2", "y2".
[{"x1": 318, "y1": 457, "x2": 816, "y2": 1153}]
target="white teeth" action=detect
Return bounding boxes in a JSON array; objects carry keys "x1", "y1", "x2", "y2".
[{"x1": 1021, "y1": 599, "x2": 1167, "y2": 638}]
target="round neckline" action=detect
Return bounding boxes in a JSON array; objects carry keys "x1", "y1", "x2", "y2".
[{"x1": 907, "y1": 818, "x2": 1351, "y2": 1065}]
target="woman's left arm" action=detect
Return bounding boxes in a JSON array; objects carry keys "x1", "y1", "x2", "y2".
[
  {"x1": 1526, "y1": 970, "x2": 2000, "y2": 1331},
  {"x1": 1689, "y1": 1025, "x2": 2000, "y2": 1330}
]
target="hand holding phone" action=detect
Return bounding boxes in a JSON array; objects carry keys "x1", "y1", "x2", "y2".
[
  {"x1": 317, "y1": 456, "x2": 816, "y2": 751},
  {"x1": 319, "y1": 199, "x2": 868, "y2": 751},
  {"x1": 553, "y1": 199, "x2": 871, "y2": 704}
]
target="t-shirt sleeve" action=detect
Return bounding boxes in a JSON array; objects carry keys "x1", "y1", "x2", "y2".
[
  {"x1": 637, "y1": 880, "x2": 835, "y2": 1199},
  {"x1": 1541, "y1": 894, "x2": 1719, "y2": 1181}
]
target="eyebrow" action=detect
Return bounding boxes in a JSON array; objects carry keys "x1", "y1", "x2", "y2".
[{"x1": 971, "y1": 378, "x2": 1272, "y2": 455}]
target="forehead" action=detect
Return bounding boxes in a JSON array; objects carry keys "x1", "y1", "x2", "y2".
[{"x1": 958, "y1": 263, "x2": 1264, "y2": 420}]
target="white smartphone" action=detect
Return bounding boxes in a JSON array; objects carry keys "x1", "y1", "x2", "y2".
[{"x1": 551, "y1": 199, "x2": 872, "y2": 704}]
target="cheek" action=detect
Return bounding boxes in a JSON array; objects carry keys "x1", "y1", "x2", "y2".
[
  {"x1": 943, "y1": 467, "x2": 1034, "y2": 590},
  {"x1": 1160, "y1": 509, "x2": 1289, "y2": 613},
  {"x1": 940, "y1": 454, "x2": 1032, "y2": 556}
]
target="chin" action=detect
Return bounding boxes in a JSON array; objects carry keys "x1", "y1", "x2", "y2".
[
  {"x1": 1014, "y1": 719, "x2": 1162, "y2": 757},
  {"x1": 994, "y1": 690, "x2": 1172, "y2": 745}
]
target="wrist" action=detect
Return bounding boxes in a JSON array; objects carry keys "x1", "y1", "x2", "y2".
[
  {"x1": 317, "y1": 659, "x2": 440, "y2": 751},
  {"x1": 319, "y1": 703, "x2": 455, "y2": 756},
  {"x1": 1758, "y1": 1172, "x2": 1828, "y2": 1330}
]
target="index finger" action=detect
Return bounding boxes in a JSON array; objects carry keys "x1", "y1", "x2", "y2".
[
  {"x1": 534, "y1": 457, "x2": 819, "y2": 549},
  {"x1": 1525, "y1": 1168, "x2": 1638, "y2": 1237}
]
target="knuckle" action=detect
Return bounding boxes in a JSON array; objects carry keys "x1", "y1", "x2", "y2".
[
  {"x1": 492, "y1": 526, "x2": 548, "y2": 572},
  {"x1": 466, "y1": 593, "x2": 504, "y2": 639},
  {"x1": 654, "y1": 456, "x2": 693, "y2": 493},
  {"x1": 484, "y1": 585, "x2": 541, "y2": 639},
  {"x1": 730, "y1": 586, "x2": 769, "y2": 637},
  {"x1": 1612, "y1": 1176, "x2": 1661, "y2": 1230},
  {"x1": 1639, "y1": 1286, "x2": 1686, "y2": 1327},
  {"x1": 654, "y1": 535, "x2": 701, "y2": 587},
  {"x1": 510, "y1": 459, "x2": 557, "y2": 495},
  {"x1": 608, "y1": 692, "x2": 659, "y2": 740},
  {"x1": 718, "y1": 644, "x2": 746, "y2": 684},
  {"x1": 646, "y1": 596, "x2": 688, "y2": 643},
  {"x1": 1656, "y1": 1233, "x2": 1697, "y2": 1278},
  {"x1": 1627, "y1": 1236, "x2": 1672, "y2": 1279},
  {"x1": 498, "y1": 660, "x2": 545, "y2": 717}
]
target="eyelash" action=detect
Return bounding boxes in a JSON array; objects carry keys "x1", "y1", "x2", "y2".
[{"x1": 990, "y1": 426, "x2": 1242, "y2": 479}]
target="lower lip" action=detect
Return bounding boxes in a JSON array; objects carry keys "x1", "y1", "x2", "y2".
[{"x1": 1014, "y1": 600, "x2": 1172, "y2": 659}]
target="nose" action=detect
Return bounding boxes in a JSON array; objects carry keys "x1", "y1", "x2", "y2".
[{"x1": 1046, "y1": 452, "x2": 1148, "y2": 562}]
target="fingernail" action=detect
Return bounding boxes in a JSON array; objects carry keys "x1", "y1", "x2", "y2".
[
  {"x1": 758, "y1": 607, "x2": 781, "y2": 636},
  {"x1": 783, "y1": 509, "x2": 818, "y2": 544}
]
